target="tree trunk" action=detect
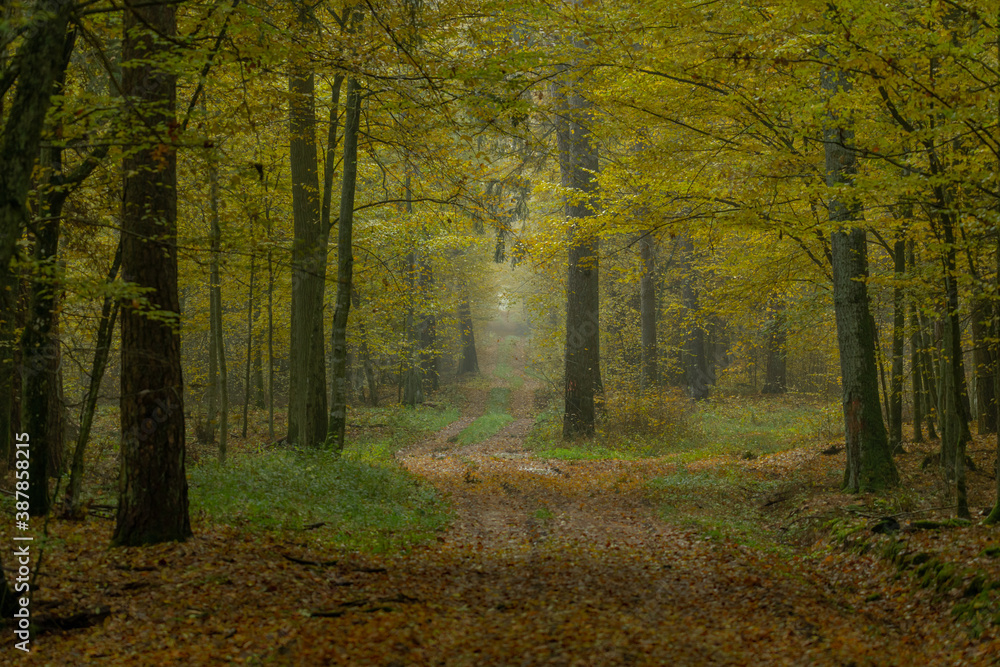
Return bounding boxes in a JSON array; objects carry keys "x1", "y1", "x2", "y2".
[
  {"x1": 0, "y1": 267, "x2": 16, "y2": 468},
  {"x1": 909, "y1": 297, "x2": 924, "y2": 443},
  {"x1": 242, "y1": 237, "x2": 256, "y2": 438},
  {"x1": 554, "y1": 69, "x2": 601, "y2": 439},
  {"x1": 326, "y1": 76, "x2": 361, "y2": 453},
  {"x1": 972, "y1": 296, "x2": 996, "y2": 434},
  {"x1": 889, "y1": 238, "x2": 906, "y2": 451},
  {"x1": 822, "y1": 52, "x2": 897, "y2": 492},
  {"x1": 639, "y1": 232, "x2": 658, "y2": 390},
  {"x1": 66, "y1": 241, "x2": 121, "y2": 515},
  {"x1": 287, "y1": 64, "x2": 328, "y2": 447},
  {"x1": 761, "y1": 297, "x2": 787, "y2": 395},
  {"x1": 114, "y1": 0, "x2": 191, "y2": 546},
  {"x1": 418, "y1": 259, "x2": 438, "y2": 393},
  {"x1": 0, "y1": 0, "x2": 72, "y2": 283},
  {"x1": 918, "y1": 311, "x2": 940, "y2": 440},
  {"x1": 457, "y1": 289, "x2": 479, "y2": 374},
  {"x1": 208, "y1": 149, "x2": 228, "y2": 463}
]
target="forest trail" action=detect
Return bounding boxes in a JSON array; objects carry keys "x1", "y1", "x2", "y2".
[{"x1": 284, "y1": 332, "x2": 976, "y2": 666}]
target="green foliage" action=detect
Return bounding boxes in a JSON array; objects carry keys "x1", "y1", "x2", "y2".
[
  {"x1": 189, "y1": 449, "x2": 449, "y2": 552},
  {"x1": 189, "y1": 403, "x2": 459, "y2": 552},
  {"x1": 453, "y1": 387, "x2": 513, "y2": 445}
]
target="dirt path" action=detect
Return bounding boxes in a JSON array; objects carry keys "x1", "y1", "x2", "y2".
[{"x1": 279, "y1": 335, "x2": 977, "y2": 666}]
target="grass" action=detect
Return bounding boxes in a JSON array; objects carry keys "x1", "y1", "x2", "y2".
[
  {"x1": 646, "y1": 465, "x2": 789, "y2": 551},
  {"x1": 454, "y1": 387, "x2": 514, "y2": 445},
  {"x1": 188, "y1": 402, "x2": 459, "y2": 553}
]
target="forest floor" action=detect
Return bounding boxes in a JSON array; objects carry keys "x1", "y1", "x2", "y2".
[{"x1": 7, "y1": 328, "x2": 1000, "y2": 664}]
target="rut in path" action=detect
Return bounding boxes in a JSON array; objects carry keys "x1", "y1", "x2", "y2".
[{"x1": 295, "y1": 336, "x2": 963, "y2": 666}]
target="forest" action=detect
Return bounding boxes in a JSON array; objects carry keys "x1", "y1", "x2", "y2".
[{"x1": 1, "y1": 0, "x2": 1000, "y2": 663}]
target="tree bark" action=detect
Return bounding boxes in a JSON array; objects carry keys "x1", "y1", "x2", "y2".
[
  {"x1": 287, "y1": 65, "x2": 328, "y2": 447},
  {"x1": 554, "y1": 69, "x2": 601, "y2": 439},
  {"x1": 0, "y1": 0, "x2": 72, "y2": 283},
  {"x1": 639, "y1": 232, "x2": 658, "y2": 390},
  {"x1": 972, "y1": 296, "x2": 996, "y2": 434},
  {"x1": 114, "y1": 0, "x2": 191, "y2": 545},
  {"x1": 208, "y1": 148, "x2": 228, "y2": 463},
  {"x1": 889, "y1": 238, "x2": 906, "y2": 451},
  {"x1": 457, "y1": 289, "x2": 479, "y2": 374},
  {"x1": 822, "y1": 52, "x2": 897, "y2": 492},
  {"x1": 327, "y1": 77, "x2": 361, "y2": 453}
]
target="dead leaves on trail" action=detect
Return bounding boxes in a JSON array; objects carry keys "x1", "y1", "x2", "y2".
[{"x1": 7, "y1": 378, "x2": 1000, "y2": 664}]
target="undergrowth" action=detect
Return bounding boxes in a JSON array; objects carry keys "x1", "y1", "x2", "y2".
[
  {"x1": 189, "y1": 403, "x2": 458, "y2": 553},
  {"x1": 454, "y1": 387, "x2": 514, "y2": 445}
]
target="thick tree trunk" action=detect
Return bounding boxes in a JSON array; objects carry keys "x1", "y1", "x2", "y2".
[
  {"x1": 822, "y1": 54, "x2": 897, "y2": 492},
  {"x1": 327, "y1": 77, "x2": 361, "y2": 453},
  {"x1": 287, "y1": 66, "x2": 328, "y2": 447},
  {"x1": 639, "y1": 232, "x2": 658, "y2": 390},
  {"x1": 114, "y1": 0, "x2": 191, "y2": 546},
  {"x1": 66, "y1": 241, "x2": 121, "y2": 515},
  {"x1": 554, "y1": 69, "x2": 601, "y2": 438},
  {"x1": 0, "y1": 0, "x2": 72, "y2": 282},
  {"x1": 889, "y1": 238, "x2": 906, "y2": 450},
  {"x1": 22, "y1": 191, "x2": 61, "y2": 517}
]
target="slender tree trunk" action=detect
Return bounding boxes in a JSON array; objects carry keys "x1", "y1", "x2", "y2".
[
  {"x1": 208, "y1": 147, "x2": 228, "y2": 463},
  {"x1": 761, "y1": 297, "x2": 787, "y2": 395},
  {"x1": 327, "y1": 77, "x2": 361, "y2": 452},
  {"x1": 242, "y1": 241, "x2": 256, "y2": 438},
  {"x1": 639, "y1": 232, "x2": 658, "y2": 390},
  {"x1": 918, "y1": 311, "x2": 940, "y2": 439},
  {"x1": 972, "y1": 296, "x2": 996, "y2": 434},
  {"x1": 822, "y1": 50, "x2": 897, "y2": 492},
  {"x1": 266, "y1": 213, "x2": 274, "y2": 441},
  {"x1": 351, "y1": 287, "x2": 379, "y2": 405},
  {"x1": 66, "y1": 241, "x2": 121, "y2": 515},
  {"x1": 987, "y1": 23, "x2": 1000, "y2": 525},
  {"x1": 114, "y1": 0, "x2": 191, "y2": 546},
  {"x1": 457, "y1": 289, "x2": 479, "y2": 374},
  {"x1": 889, "y1": 238, "x2": 906, "y2": 451},
  {"x1": 554, "y1": 68, "x2": 601, "y2": 439},
  {"x1": 936, "y1": 205, "x2": 971, "y2": 518},
  {"x1": 909, "y1": 296, "x2": 924, "y2": 443},
  {"x1": 419, "y1": 258, "x2": 438, "y2": 393}
]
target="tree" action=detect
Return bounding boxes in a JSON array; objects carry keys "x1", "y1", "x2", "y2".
[
  {"x1": 822, "y1": 49, "x2": 897, "y2": 493},
  {"x1": 113, "y1": 0, "x2": 191, "y2": 546},
  {"x1": 554, "y1": 65, "x2": 601, "y2": 439},
  {"x1": 287, "y1": 43, "x2": 329, "y2": 447},
  {"x1": 327, "y1": 76, "x2": 362, "y2": 452}
]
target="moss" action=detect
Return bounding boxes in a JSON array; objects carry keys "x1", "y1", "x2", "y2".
[
  {"x1": 935, "y1": 563, "x2": 957, "y2": 591},
  {"x1": 964, "y1": 575, "x2": 986, "y2": 598}
]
